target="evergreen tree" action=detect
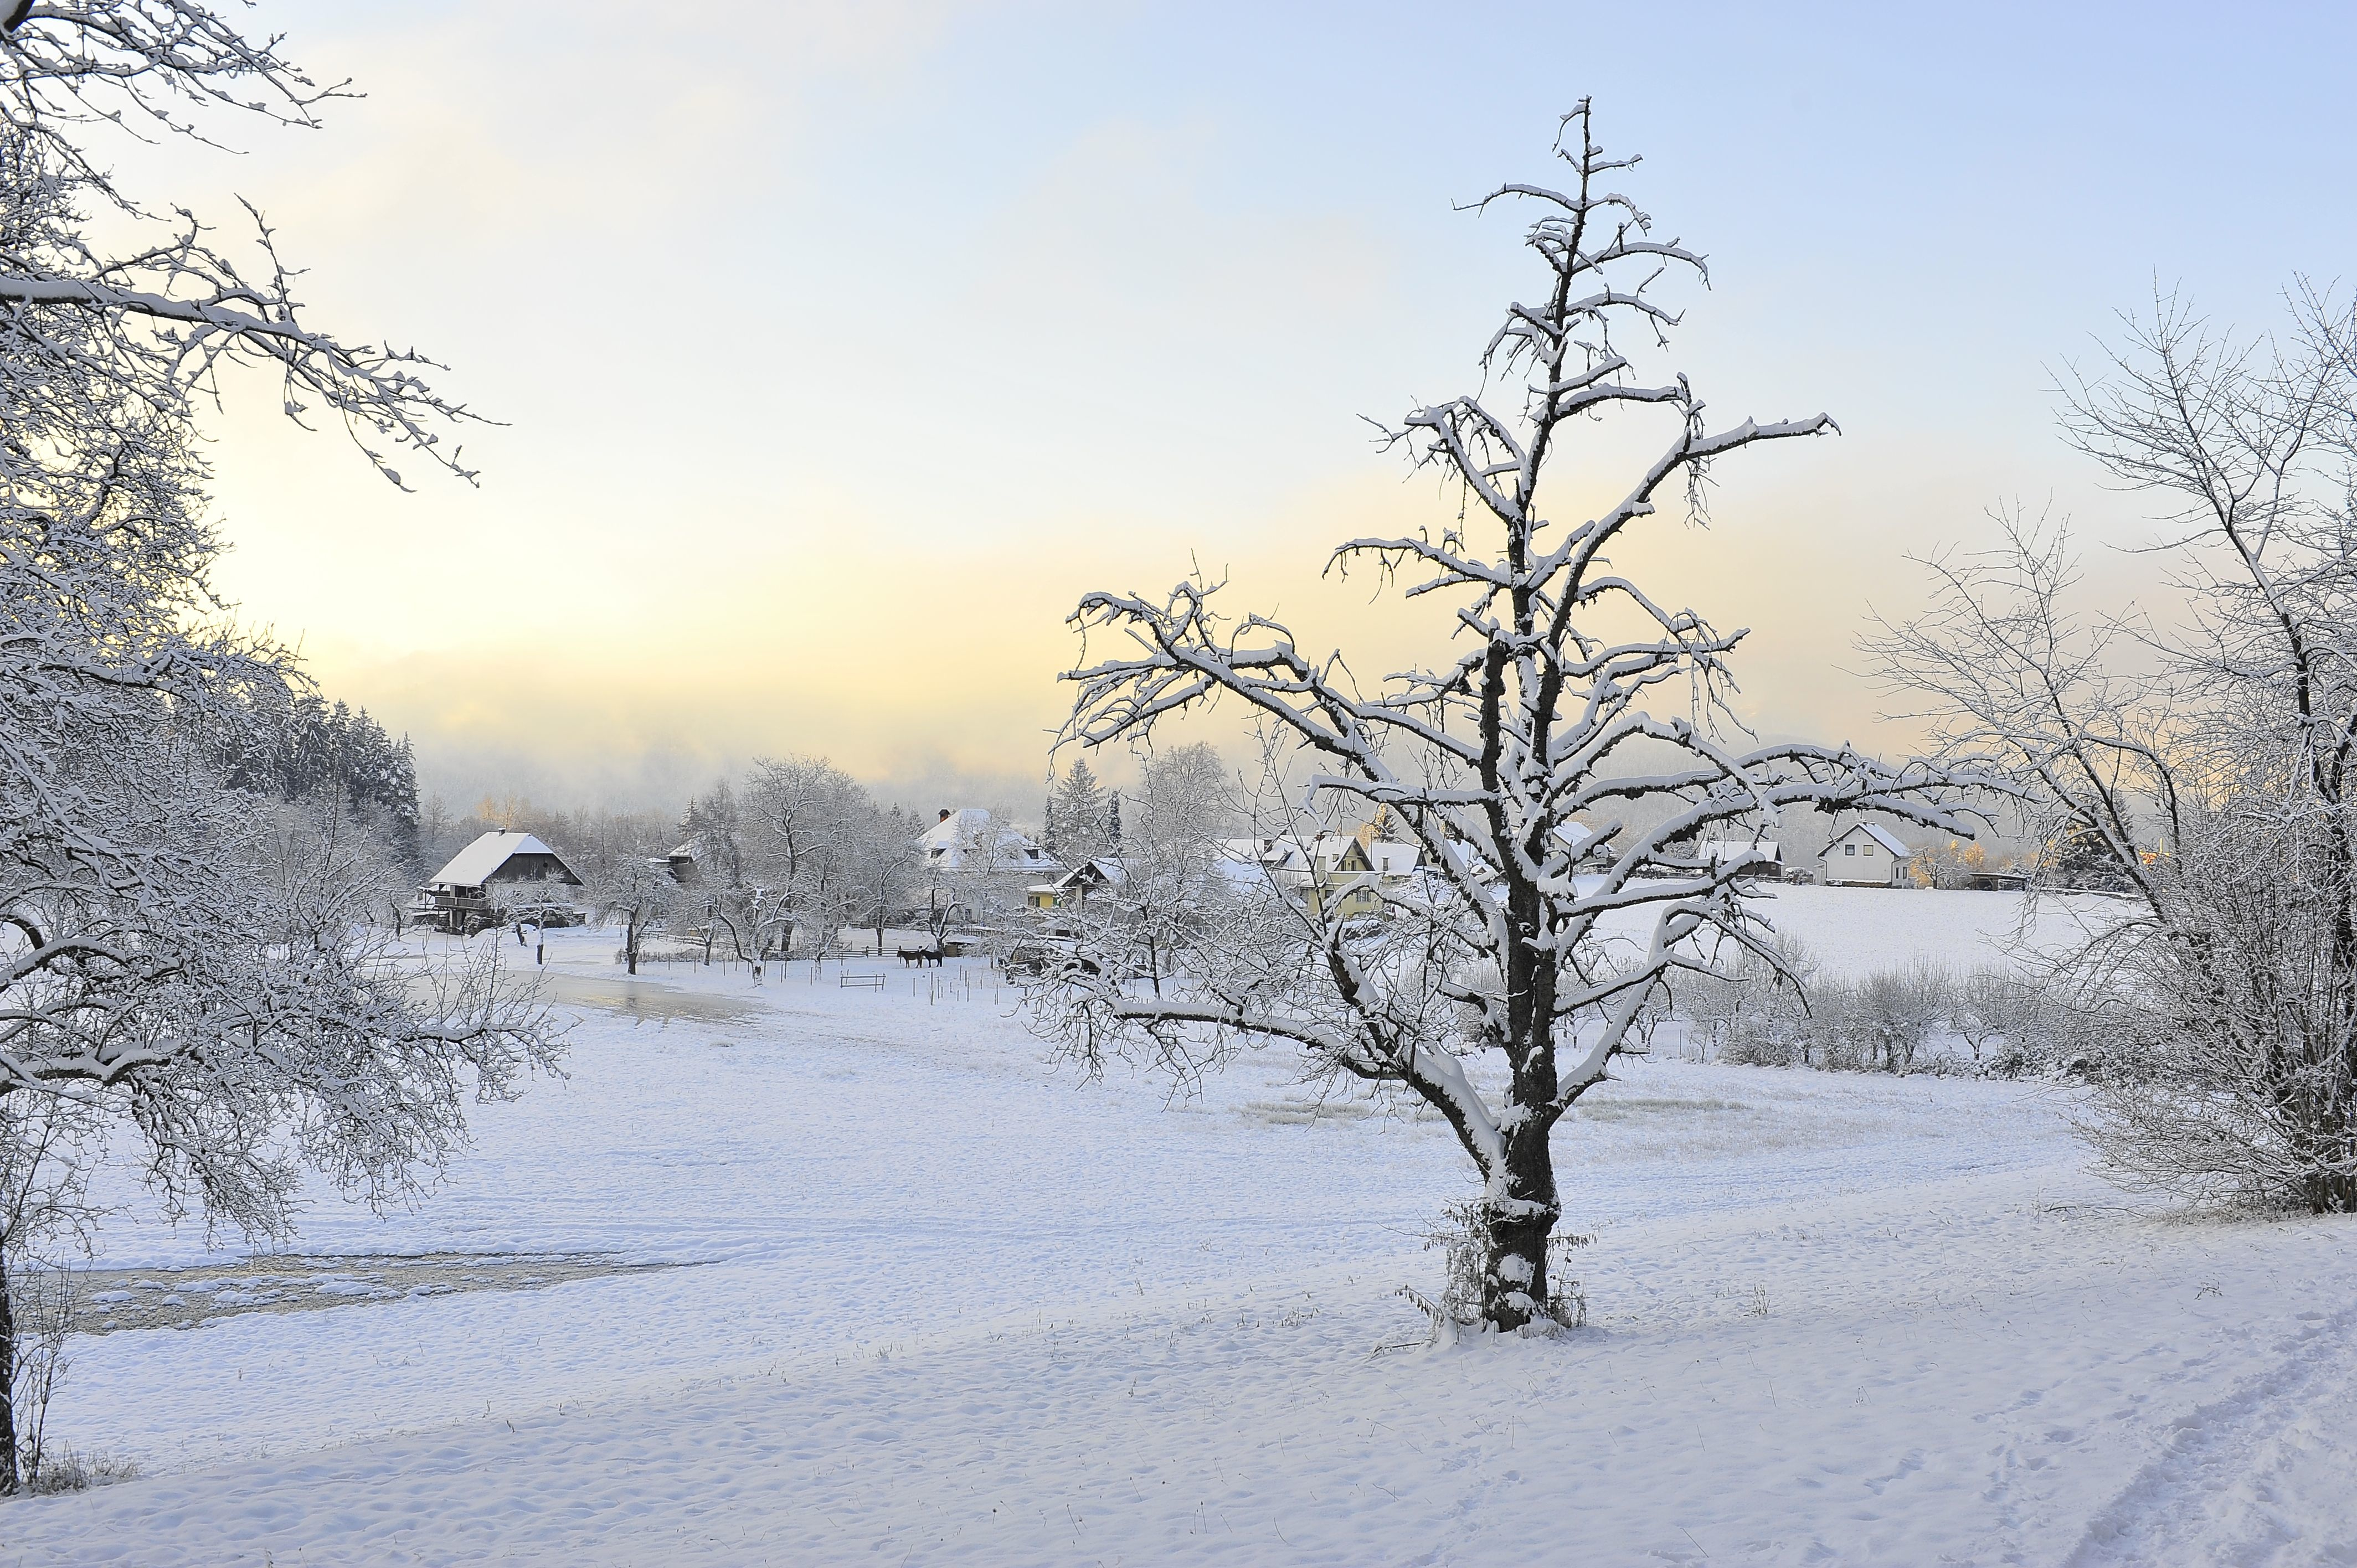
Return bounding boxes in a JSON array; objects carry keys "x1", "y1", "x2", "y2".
[{"x1": 1051, "y1": 760, "x2": 1109, "y2": 862}]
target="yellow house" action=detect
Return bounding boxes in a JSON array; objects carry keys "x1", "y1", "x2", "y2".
[{"x1": 1304, "y1": 827, "x2": 1421, "y2": 920}]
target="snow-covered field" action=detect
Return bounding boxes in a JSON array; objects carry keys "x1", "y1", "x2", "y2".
[{"x1": 11, "y1": 892, "x2": 2355, "y2": 1566}]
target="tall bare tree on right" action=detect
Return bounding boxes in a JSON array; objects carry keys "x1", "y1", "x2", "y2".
[{"x1": 1875, "y1": 286, "x2": 2357, "y2": 1212}]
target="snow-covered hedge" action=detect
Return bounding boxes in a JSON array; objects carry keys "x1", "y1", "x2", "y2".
[{"x1": 1668, "y1": 942, "x2": 2062, "y2": 1077}]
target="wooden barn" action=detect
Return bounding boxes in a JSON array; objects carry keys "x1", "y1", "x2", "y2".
[{"x1": 414, "y1": 831, "x2": 585, "y2": 934}]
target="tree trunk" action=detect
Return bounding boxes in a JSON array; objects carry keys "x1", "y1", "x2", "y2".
[
  {"x1": 1480, "y1": 1123, "x2": 1561, "y2": 1332},
  {"x1": 0, "y1": 1247, "x2": 18, "y2": 1495}
]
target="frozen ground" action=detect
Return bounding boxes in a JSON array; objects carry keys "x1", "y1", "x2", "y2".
[{"x1": 8, "y1": 893, "x2": 2353, "y2": 1565}]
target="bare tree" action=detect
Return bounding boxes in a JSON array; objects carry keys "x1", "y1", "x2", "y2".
[
  {"x1": 1951, "y1": 967, "x2": 2038, "y2": 1075},
  {"x1": 1033, "y1": 104, "x2": 1974, "y2": 1333},
  {"x1": 743, "y1": 756, "x2": 875, "y2": 964},
  {"x1": 851, "y1": 804, "x2": 920, "y2": 957},
  {"x1": 0, "y1": 1097, "x2": 97, "y2": 1490},
  {"x1": 1874, "y1": 285, "x2": 2357, "y2": 1210},
  {"x1": 588, "y1": 850, "x2": 678, "y2": 978}
]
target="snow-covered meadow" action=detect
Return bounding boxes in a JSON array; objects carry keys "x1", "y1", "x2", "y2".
[{"x1": 10, "y1": 890, "x2": 2355, "y2": 1566}]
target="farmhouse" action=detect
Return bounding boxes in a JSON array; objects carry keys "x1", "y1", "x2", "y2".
[
  {"x1": 915, "y1": 808, "x2": 1058, "y2": 874},
  {"x1": 1212, "y1": 837, "x2": 1309, "y2": 901},
  {"x1": 1305, "y1": 828, "x2": 1422, "y2": 920},
  {"x1": 1820, "y1": 823, "x2": 1910, "y2": 888},
  {"x1": 1207, "y1": 827, "x2": 1423, "y2": 919},
  {"x1": 414, "y1": 831, "x2": 584, "y2": 933}
]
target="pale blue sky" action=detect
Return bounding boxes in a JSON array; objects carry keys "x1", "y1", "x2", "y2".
[{"x1": 127, "y1": 1, "x2": 2357, "y2": 808}]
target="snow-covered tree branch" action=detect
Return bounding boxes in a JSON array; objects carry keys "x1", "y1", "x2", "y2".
[
  {"x1": 1874, "y1": 285, "x2": 2357, "y2": 1213},
  {"x1": 1, "y1": 1, "x2": 478, "y2": 486},
  {"x1": 0, "y1": 0, "x2": 545, "y2": 1490},
  {"x1": 1033, "y1": 102, "x2": 1982, "y2": 1334}
]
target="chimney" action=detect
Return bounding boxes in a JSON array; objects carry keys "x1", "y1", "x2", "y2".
[{"x1": 938, "y1": 808, "x2": 952, "y2": 822}]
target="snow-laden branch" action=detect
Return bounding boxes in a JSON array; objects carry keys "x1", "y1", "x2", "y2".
[{"x1": 1034, "y1": 103, "x2": 1985, "y2": 1333}]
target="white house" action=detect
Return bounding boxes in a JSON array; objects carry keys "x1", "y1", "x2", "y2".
[
  {"x1": 1213, "y1": 837, "x2": 1309, "y2": 896},
  {"x1": 1820, "y1": 823, "x2": 1910, "y2": 887},
  {"x1": 914, "y1": 808, "x2": 1058, "y2": 874}
]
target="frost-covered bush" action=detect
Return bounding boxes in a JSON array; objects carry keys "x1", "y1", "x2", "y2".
[
  {"x1": 1672, "y1": 952, "x2": 2068, "y2": 1076},
  {"x1": 2052, "y1": 810, "x2": 2357, "y2": 1210},
  {"x1": 22, "y1": 1446, "x2": 139, "y2": 1495},
  {"x1": 1673, "y1": 938, "x2": 1821, "y2": 1066},
  {"x1": 1850, "y1": 958, "x2": 1952, "y2": 1072},
  {"x1": 1872, "y1": 293, "x2": 2357, "y2": 1213},
  {"x1": 1950, "y1": 968, "x2": 2051, "y2": 1076}
]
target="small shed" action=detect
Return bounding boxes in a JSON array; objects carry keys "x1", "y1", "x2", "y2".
[
  {"x1": 1820, "y1": 823, "x2": 1910, "y2": 888},
  {"x1": 1696, "y1": 839, "x2": 1783, "y2": 879},
  {"x1": 415, "y1": 831, "x2": 584, "y2": 933}
]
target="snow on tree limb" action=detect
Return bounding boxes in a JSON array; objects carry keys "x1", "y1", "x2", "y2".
[
  {"x1": 1032, "y1": 101, "x2": 1991, "y2": 1334},
  {"x1": 0, "y1": 2, "x2": 479, "y2": 486},
  {"x1": 0, "y1": 0, "x2": 533, "y2": 1489}
]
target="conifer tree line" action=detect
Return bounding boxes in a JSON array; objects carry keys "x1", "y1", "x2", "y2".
[{"x1": 217, "y1": 693, "x2": 423, "y2": 862}]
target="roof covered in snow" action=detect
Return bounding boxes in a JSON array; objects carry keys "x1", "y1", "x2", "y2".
[
  {"x1": 914, "y1": 808, "x2": 1053, "y2": 868},
  {"x1": 1825, "y1": 823, "x2": 1910, "y2": 858},
  {"x1": 1218, "y1": 838, "x2": 1310, "y2": 874},
  {"x1": 1305, "y1": 832, "x2": 1421, "y2": 875},
  {"x1": 426, "y1": 831, "x2": 580, "y2": 890},
  {"x1": 1053, "y1": 857, "x2": 1128, "y2": 890}
]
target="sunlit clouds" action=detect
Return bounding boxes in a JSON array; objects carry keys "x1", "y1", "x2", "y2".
[{"x1": 122, "y1": 1, "x2": 2356, "y2": 809}]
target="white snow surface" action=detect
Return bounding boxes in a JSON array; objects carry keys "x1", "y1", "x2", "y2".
[{"x1": 14, "y1": 893, "x2": 2354, "y2": 1566}]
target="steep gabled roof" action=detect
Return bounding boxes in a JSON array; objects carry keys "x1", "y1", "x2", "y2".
[
  {"x1": 426, "y1": 831, "x2": 580, "y2": 890},
  {"x1": 1824, "y1": 823, "x2": 1910, "y2": 858},
  {"x1": 1054, "y1": 857, "x2": 1128, "y2": 890}
]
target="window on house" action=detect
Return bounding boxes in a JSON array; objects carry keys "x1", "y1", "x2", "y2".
[{"x1": 1846, "y1": 843, "x2": 1856, "y2": 855}]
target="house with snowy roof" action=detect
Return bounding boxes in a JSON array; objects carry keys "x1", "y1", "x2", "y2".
[
  {"x1": 413, "y1": 831, "x2": 584, "y2": 933},
  {"x1": 1819, "y1": 823, "x2": 1910, "y2": 888},
  {"x1": 915, "y1": 808, "x2": 1058, "y2": 874},
  {"x1": 1027, "y1": 856, "x2": 1126, "y2": 911},
  {"x1": 1211, "y1": 837, "x2": 1310, "y2": 899}
]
